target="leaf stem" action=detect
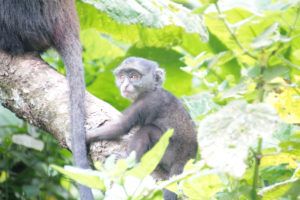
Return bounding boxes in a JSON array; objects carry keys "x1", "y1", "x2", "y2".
[
  {"x1": 214, "y1": 3, "x2": 257, "y2": 60},
  {"x1": 251, "y1": 137, "x2": 262, "y2": 200}
]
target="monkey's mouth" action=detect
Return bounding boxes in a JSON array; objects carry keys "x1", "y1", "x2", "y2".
[
  {"x1": 122, "y1": 89, "x2": 134, "y2": 95},
  {"x1": 121, "y1": 91, "x2": 136, "y2": 100},
  {"x1": 122, "y1": 91, "x2": 132, "y2": 96}
]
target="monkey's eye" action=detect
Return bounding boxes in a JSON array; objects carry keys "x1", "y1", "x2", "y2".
[
  {"x1": 118, "y1": 74, "x2": 125, "y2": 81},
  {"x1": 129, "y1": 73, "x2": 141, "y2": 81}
]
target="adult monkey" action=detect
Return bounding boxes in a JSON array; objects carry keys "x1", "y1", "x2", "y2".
[
  {"x1": 88, "y1": 57, "x2": 198, "y2": 200},
  {"x1": 0, "y1": 1, "x2": 93, "y2": 199}
]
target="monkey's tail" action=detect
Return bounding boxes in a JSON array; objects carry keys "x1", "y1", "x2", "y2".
[{"x1": 59, "y1": 36, "x2": 94, "y2": 200}]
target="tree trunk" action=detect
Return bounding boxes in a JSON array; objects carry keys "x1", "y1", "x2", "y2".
[{"x1": 0, "y1": 51, "x2": 127, "y2": 162}]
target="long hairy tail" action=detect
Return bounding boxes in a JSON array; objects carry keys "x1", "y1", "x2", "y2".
[{"x1": 59, "y1": 35, "x2": 94, "y2": 200}]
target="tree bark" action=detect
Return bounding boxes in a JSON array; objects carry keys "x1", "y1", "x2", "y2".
[{"x1": 0, "y1": 51, "x2": 127, "y2": 162}]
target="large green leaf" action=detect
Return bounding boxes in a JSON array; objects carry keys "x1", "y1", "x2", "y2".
[
  {"x1": 77, "y1": 1, "x2": 205, "y2": 50},
  {"x1": 0, "y1": 106, "x2": 23, "y2": 138},
  {"x1": 259, "y1": 178, "x2": 300, "y2": 199},
  {"x1": 51, "y1": 165, "x2": 105, "y2": 190},
  {"x1": 182, "y1": 92, "x2": 220, "y2": 119},
  {"x1": 182, "y1": 172, "x2": 223, "y2": 200},
  {"x1": 12, "y1": 134, "x2": 44, "y2": 151},
  {"x1": 81, "y1": 0, "x2": 208, "y2": 41},
  {"x1": 126, "y1": 129, "x2": 173, "y2": 178},
  {"x1": 198, "y1": 101, "x2": 281, "y2": 177},
  {"x1": 0, "y1": 106, "x2": 22, "y2": 127}
]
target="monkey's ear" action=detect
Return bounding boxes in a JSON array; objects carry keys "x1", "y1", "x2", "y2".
[{"x1": 155, "y1": 68, "x2": 165, "y2": 85}]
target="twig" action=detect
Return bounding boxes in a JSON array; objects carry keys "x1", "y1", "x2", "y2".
[
  {"x1": 251, "y1": 137, "x2": 262, "y2": 200},
  {"x1": 214, "y1": 3, "x2": 257, "y2": 60}
]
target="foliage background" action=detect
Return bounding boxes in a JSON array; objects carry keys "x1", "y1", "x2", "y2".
[{"x1": 1, "y1": 0, "x2": 300, "y2": 199}]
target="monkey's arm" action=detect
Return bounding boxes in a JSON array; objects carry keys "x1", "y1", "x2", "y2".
[
  {"x1": 87, "y1": 122, "x2": 124, "y2": 142},
  {"x1": 87, "y1": 101, "x2": 143, "y2": 143}
]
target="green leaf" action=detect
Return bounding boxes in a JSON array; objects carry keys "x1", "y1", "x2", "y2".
[
  {"x1": 263, "y1": 65, "x2": 290, "y2": 81},
  {"x1": 252, "y1": 23, "x2": 279, "y2": 49},
  {"x1": 220, "y1": 82, "x2": 249, "y2": 99},
  {"x1": 266, "y1": 87, "x2": 300, "y2": 124},
  {"x1": 107, "y1": 158, "x2": 132, "y2": 178},
  {"x1": 260, "y1": 164, "x2": 294, "y2": 185},
  {"x1": 0, "y1": 171, "x2": 8, "y2": 183},
  {"x1": 12, "y1": 134, "x2": 44, "y2": 151},
  {"x1": 22, "y1": 185, "x2": 40, "y2": 198},
  {"x1": 182, "y1": 92, "x2": 220, "y2": 119},
  {"x1": 251, "y1": 22, "x2": 291, "y2": 50},
  {"x1": 0, "y1": 106, "x2": 22, "y2": 127},
  {"x1": 126, "y1": 129, "x2": 174, "y2": 178},
  {"x1": 159, "y1": 161, "x2": 205, "y2": 193},
  {"x1": 82, "y1": 0, "x2": 208, "y2": 41},
  {"x1": 198, "y1": 101, "x2": 281, "y2": 177},
  {"x1": 180, "y1": 42, "x2": 241, "y2": 84},
  {"x1": 81, "y1": 29, "x2": 125, "y2": 61},
  {"x1": 51, "y1": 165, "x2": 105, "y2": 190},
  {"x1": 182, "y1": 170, "x2": 223, "y2": 200},
  {"x1": 0, "y1": 106, "x2": 23, "y2": 137},
  {"x1": 259, "y1": 178, "x2": 300, "y2": 199}
]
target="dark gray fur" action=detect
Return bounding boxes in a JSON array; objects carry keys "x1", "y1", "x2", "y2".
[
  {"x1": 0, "y1": 1, "x2": 93, "y2": 199},
  {"x1": 88, "y1": 57, "x2": 198, "y2": 200}
]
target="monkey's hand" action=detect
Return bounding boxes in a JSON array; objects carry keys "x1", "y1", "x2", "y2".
[
  {"x1": 87, "y1": 122, "x2": 125, "y2": 144},
  {"x1": 87, "y1": 102, "x2": 141, "y2": 144}
]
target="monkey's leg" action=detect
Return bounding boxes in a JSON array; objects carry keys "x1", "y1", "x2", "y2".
[
  {"x1": 163, "y1": 190, "x2": 178, "y2": 200},
  {"x1": 163, "y1": 162, "x2": 186, "y2": 200},
  {"x1": 161, "y1": 146, "x2": 187, "y2": 200},
  {"x1": 149, "y1": 126, "x2": 163, "y2": 144},
  {"x1": 128, "y1": 125, "x2": 162, "y2": 161},
  {"x1": 128, "y1": 129, "x2": 151, "y2": 161}
]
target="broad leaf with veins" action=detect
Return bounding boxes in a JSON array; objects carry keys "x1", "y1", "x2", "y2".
[
  {"x1": 82, "y1": 0, "x2": 208, "y2": 42},
  {"x1": 198, "y1": 100, "x2": 281, "y2": 177}
]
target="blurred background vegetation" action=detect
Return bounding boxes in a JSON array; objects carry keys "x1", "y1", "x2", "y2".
[{"x1": 1, "y1": 0, "x2": 300, "y2": 199}]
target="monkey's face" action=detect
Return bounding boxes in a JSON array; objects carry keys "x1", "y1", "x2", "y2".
[
  {"x1": 114, "y1": 57, "x2": 165, "y2": 101},
  {"x1": 115, "y1": 69, "x2": 155, "y2": 101}
]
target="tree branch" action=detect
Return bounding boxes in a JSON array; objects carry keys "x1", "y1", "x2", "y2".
[{"x1": 0, "y1": 51, "x2": 128, "y2": 162}]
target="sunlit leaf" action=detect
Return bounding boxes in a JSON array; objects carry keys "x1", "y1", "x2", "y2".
[
  {"x1": 12, "y1": 134, "x2": 44, "y2": 151},
  {"x1": 259, "y1": 177, "x2": 300, "y2": 199},
  {"x1": 182, "y1": 92, "x2": 220, "y2": 119},
  {"x1": 220, "y1": 81, "x2": 254, "y2": 99},
  {"x1": 126, "y1": 129, "x2": 173, "y2": 178},
  {"x1": 251, "y1": 23, "x2": 280, "y2": 49},
  {"x1": 159, "y1": 161, "x2": 205, "y2": 194},
  {"x1": 81, "y1": 29, "x2": 125, "y2": 61},
  {"x1": 182, "y1": 170, "x2": 223, "y2": 200},
  {"x1": 180, "y1": 49, "x2": 240, "y2": 83},
  {"x1": 123, "y1": 176, "x2": 157, "y2": 198},
  {"x1": 51, "y1": 165, "x2": 105, "y2": 190},
  {"x1": 198, "y1": 101, "x2": 281, "y2": 177},
  {"x1": 104, "y1": 182, "x2": 127, "y2": 200},
  {"x1": 263, "y1": 65, "x2": 290, "y2": 81},
  {"x1": 261, "y1": 153, "x2": 298, "y2": 169},
  {"x1": 0, "y1": 171, "x2": 8, "y2": 183},
  {"x1": 266, "y1": 87, "x2": 300, "y2": 124},
  {"x1": 108, "y1": 158, "x2": 131, "y2": 178},
  {"x1": 82, "y1": 0, "x2": 208, "y2": 41}
]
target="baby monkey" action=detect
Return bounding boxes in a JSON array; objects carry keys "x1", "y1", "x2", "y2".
[{"x1": 87, "y1": 57, "x2": 198, "y2": 200}]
